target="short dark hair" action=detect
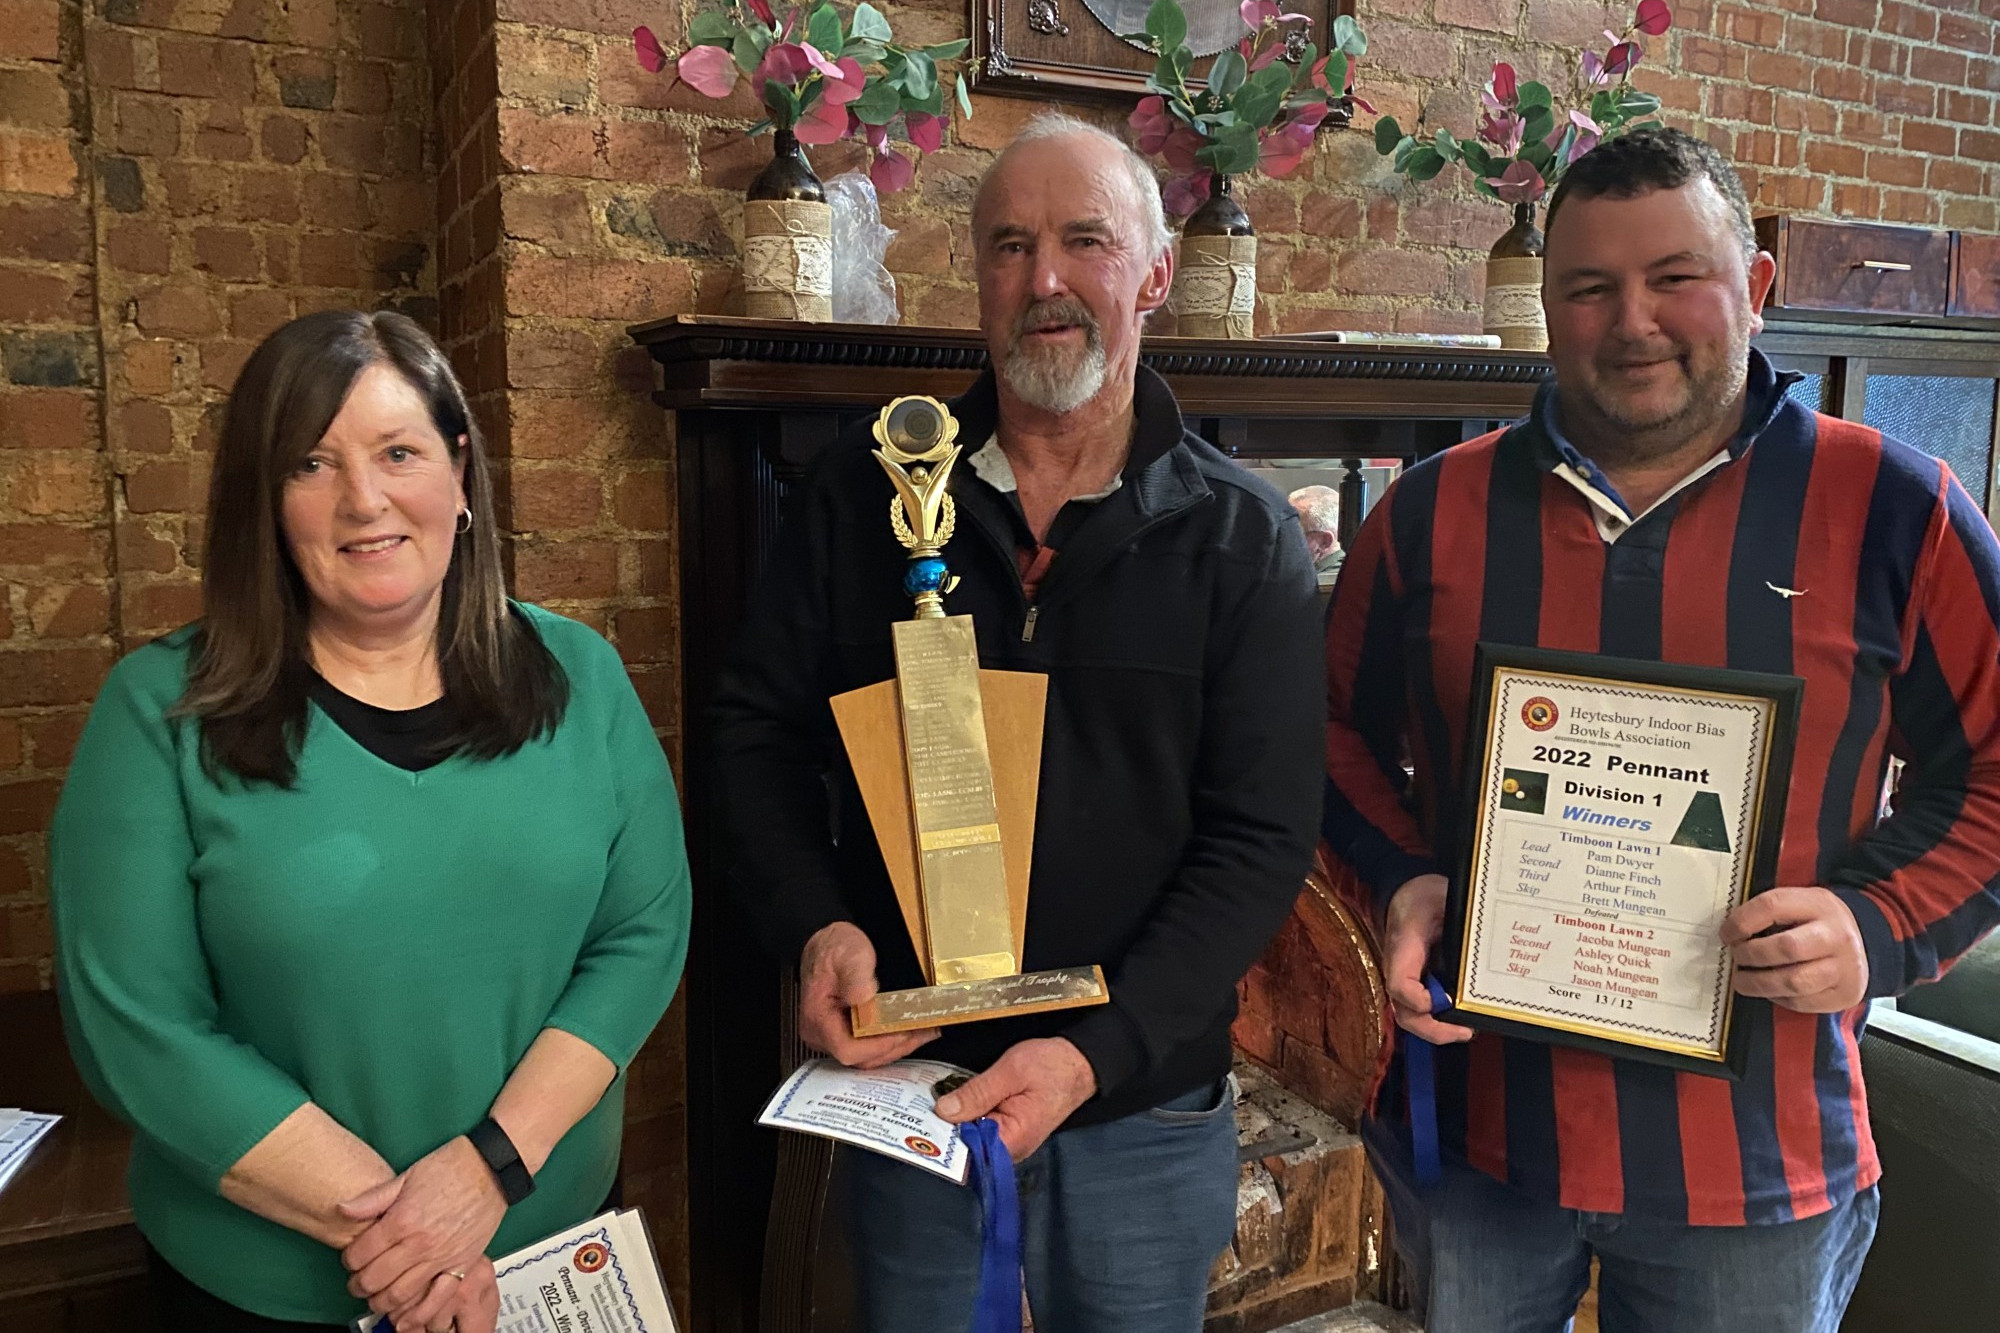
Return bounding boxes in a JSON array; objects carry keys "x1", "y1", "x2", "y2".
[
  {"x1": 1544, "y1": 127, "x2": 1757, "y2": 261},
  {"x1": 180, "y1": 309, "x2": 568, "y2": 786}
]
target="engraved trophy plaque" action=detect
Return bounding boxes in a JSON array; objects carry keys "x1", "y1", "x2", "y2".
[{"x1": 832, "y1": 396, "x2": 1111, "y2": 1037}]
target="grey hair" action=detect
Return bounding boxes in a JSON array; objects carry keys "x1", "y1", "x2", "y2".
[
  {"x1": 973, "y1": 111, "x2": 1174, "y2": 260},
  {"x1": 1289, "y1": 484, "x2": 1340, "y2": 534}
]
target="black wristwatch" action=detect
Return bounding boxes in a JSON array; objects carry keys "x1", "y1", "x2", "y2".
[{"x1": 467, "y1": 1116, "x2": 536, "y2": 1205}]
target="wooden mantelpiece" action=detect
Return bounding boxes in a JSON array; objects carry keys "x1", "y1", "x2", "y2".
[{"x1": 632, "y1": 315, "x2": 1545, "y2": 1333}]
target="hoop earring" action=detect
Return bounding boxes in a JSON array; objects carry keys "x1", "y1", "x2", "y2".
[{"x1": 455, "y1": 508, "x2": 472, "y2": 534}]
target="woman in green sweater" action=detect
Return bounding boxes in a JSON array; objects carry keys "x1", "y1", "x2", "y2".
[{"x1": 49, "y1": 310, "x2": 691, "y2": 1332}]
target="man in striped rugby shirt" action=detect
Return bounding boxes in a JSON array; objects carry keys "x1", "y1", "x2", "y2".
[{"x1": 1325, "y1": 128, "x2": 2000, "y2": 1332}]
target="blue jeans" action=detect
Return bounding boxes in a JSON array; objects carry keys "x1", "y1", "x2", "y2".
[
  {"x1": 1362, "y1": 1117, "x2": 1879, "y2": 1333},
  {"x1": 842, "y1": 1077, "x2": 1240, "y2": 1333}
]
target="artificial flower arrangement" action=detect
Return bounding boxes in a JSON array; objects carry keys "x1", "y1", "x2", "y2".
[
  {"x1": 1126, "y1": 0, "x2": 1371, "y2": 217},
  {"x1": 1372, "y1": 0, "x2": 1673, "y2": 204},
  {"x1": 634, "y1": 0, "x2": 972, "y2": 192}
]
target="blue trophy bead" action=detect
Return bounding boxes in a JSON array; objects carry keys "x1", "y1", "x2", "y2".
[{"x1": 904, "y1": 557, "x2": 948, "y2": 597}]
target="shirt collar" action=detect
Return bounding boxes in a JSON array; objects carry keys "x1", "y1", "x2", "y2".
[
  {"x1": 967, "y1": 434, "x2": 1124, "y2": 502},
  {"x1": 1532, "y1": 347, "x2": 1796, "y2": 517}
]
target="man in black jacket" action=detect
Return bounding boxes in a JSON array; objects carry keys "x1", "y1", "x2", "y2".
[{"x1": 710, "y1": 113, "x2": 1324, "y2": 1332}]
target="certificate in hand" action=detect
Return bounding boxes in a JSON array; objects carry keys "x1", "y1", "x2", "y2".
[
  {"x1": 351, "y1": 1207, "x2": 678, "y2": 1333},
  {"x1": 1444, "y1": 645, "x2": 1802, "y2": 1078}
]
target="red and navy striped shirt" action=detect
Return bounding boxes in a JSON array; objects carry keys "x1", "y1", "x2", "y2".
[{"x1": 1324, "y1": 351, "x2": 2000, "y2": 1226}]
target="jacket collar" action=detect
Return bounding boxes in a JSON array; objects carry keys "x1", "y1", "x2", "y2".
[{"x1": 945, "y1": 364, "x2": 1211, "y2": 602}]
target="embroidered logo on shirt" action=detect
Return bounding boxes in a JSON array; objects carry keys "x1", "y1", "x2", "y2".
[{"x1": 1765, "y1": 581, "x2": 1808, "y2": 600}]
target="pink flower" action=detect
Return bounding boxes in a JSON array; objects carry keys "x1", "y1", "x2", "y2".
[
  {"x1": 906, "y1": 111, "x2": 945, "y2": 154},
  {"x1": 1490, "y1": 159, "x2": 1546, "y2": 204},
  {"x1": 1162, "y1": 125, "x2": 1205, "y2": 173},
  {"x1": 1248, "y1": 38, "x2": 1286, "y2": 71},
  {"x1": 1634, "y1": 0, "x2": 1672, "y2": 35},
  {"x1": 1240, "y1": 0, "x2": 1279, "y2": 26},
  {"x1": 794, "y1": 88, "x2": 849, "y2": 143},
  {"x1": 871, "y1": 146, "x2": 915, "y2": 192},
  {"x1": 677, "y1": 44, "x2": 739, "y2": 99},
  {"x1": 1477, "y1": 109, "x2": 1524, "y2": 154},
  {"x1": 1162, "y1": 170, "x2": 1212, "y2": 218},
  {"x1": 1130, "y1": 94, "x2": 1175, "y2": 155},
  {"x1": 798, "y1": 42, "x2": 843, "y2": 80},
  {"x1": 1581, "y1": 49, "x2": 1606, "y2": 87},
  {"x1": 745, "y1": 0, "x2": 775, "y2": 24},
  {"x1": 754, "y1": 42, "x2": 816, "y2": 96},
  {"x1": 1291, "y1": 100, "x2": 1332, "y2": 132},
  {"x1": 1259, "y1": 119, "x2": 1315, "y2": 177},
  {"x1": 1489, "y1": 60, "x2": 1517, "y2": 105},
  {"x1": 1567, "y1": 128, "x2": 1600, "y2": 162},
  {"x1": 633, "y1": 26, "x2": 668, "y2": 74},
  {"x1": 816, "y1": 55, "x2": 866, "y2": 106},
  {"x1": 1603, "y1": 41, "x2": 1639, "y2": 75}
]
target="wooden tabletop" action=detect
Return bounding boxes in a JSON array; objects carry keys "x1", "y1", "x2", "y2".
[{"x1": 0, "y1": 989, "x2": 132, "y2": 1247}]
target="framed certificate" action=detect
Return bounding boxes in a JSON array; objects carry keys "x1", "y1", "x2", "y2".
[{"x1": 1444, "y1": 645, "x2": 1803, "y2": 1078}]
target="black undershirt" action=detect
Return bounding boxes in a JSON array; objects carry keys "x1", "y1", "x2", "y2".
[{"x1": 308, "y1": 673, "x2": 455, "y2": 772}]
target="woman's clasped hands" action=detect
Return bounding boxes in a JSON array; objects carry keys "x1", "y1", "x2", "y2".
[{"x1": 338, "y1": 1135, "x2": 508, "y2": 1333}]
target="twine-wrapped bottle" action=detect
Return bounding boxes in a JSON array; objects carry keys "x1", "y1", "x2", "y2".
[
  {"x1": 743, "y1": 129, "x2": 834, "y2": 323},
  {"x1": 1484, "y1": 201, "x2": 1547, "y2": 352},
  {"x1": 1170, "y1": 175, "x2": 1257, "y2": 340}
]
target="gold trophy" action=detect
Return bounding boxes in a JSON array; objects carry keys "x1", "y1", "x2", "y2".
[{"x1": 831, "y1": 396, "x2": 1111, "y2": 1037}]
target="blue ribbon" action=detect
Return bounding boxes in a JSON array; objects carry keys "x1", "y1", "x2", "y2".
[
  {"x1": 1405, "y1": 975, "x2": 1454, "y2": 1188},
  {"x1": 964, "y1": 1118, "x2": 1022, "y2": 1333}
]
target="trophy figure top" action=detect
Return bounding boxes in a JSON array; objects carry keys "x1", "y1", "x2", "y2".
[{"x1": 873, "y1": 396, "x2": 964, "y2": 621}]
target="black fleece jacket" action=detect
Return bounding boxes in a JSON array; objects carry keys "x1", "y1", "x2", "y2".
[{"x1": 709, "y1": 365, "x2": 1325, "y2": 1126}]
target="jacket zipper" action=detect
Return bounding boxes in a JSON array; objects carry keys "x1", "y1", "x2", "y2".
[{"x1": 1022, "y1": 606, "x2": 1039, "y2": 642}]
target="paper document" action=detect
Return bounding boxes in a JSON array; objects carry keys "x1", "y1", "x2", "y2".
[
  {"x1": 758, "y1": 1057, "x2": 974, "y2": 1184},
  {"x1": 352, "y1": 1207, "x2": 677, "y2": 1333},
  {"x1": 0, "y1": 1109, "x2": 60, "y2": 1194}
]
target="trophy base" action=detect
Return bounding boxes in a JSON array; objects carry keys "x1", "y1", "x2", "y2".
[{"x1": 851, "y1": 965, "x2": 1110, "y2": 1037}]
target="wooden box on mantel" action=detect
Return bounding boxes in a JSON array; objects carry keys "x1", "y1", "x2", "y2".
[{"x1": 1755, "y1": 215, "x2": 1952, "y2": 319}]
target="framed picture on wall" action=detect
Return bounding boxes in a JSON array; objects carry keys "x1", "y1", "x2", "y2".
[{"x1": 971, "y1": 0, "x2": 1358, "y2": 107}]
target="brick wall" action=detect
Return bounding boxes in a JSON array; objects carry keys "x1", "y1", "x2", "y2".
[{"x1": 0, "y1": 0, "x2": 436, "y2": 993}]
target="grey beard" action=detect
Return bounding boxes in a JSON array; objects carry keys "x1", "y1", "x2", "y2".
[
  {"x1": 1001, "y1": 335, "x2": 1108, "y2": 414},
  {"x1": 1568, "y1": 340, "x2": 1752, "y2": 470}
]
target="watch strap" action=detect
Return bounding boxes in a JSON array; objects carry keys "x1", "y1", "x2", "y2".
[{"x1": 467, "y1": 1115, "x2": 536, "y2": 1205}]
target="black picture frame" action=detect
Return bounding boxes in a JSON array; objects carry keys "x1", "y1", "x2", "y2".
[{"x1": 1442, "y1": 643, "x2": 1804, "y2": 1080}]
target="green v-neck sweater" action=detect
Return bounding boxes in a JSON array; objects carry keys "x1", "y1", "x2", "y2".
[{"x1": 49, "y1": 605, "x2": 690, "y2": 1322}]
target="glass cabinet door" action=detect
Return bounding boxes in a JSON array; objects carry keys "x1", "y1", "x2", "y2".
[{"x1": 1862, "y1": 371, "x2": 2000, "y2": 508}]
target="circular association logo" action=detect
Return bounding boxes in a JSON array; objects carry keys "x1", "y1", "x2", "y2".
[
  {"x1": 574, "y1": 1242, "x2": 609, "y2": 1274},
  {"x1": 903, "y1": 1135, "x2": 942, "y2": 1158},
  {"x1": 1521, "y1": 697, "x2": 1560, "y2": 732}
]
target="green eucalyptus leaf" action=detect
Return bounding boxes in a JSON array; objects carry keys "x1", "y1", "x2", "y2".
[
  {"x1": 899, "y1": 49, "x2": 937, "y2": 99},
  {"x1": 762, "y1": 79, "x2": 799, "y2": 126},
  {"x1": 689, "y1": 12, "x2": 736, "y2": 45},
  {"x1": 806, "y1": 5, "x2": 842, "y2": 55},
  {"x1": 1522, "y1": 104, "x2": 1555, "y2": 144},
  {"x1": 1392, "y1": 135, "x2": 1416, "y2": 170},
  {"x1": 1521, "y1": 140, "x2": 1554, "y2": 172},
  {"x1": 852, "y1": 77, "x2": 901, "y2": 124},
  {"x1": 956, "y1": 72, "x2": 974, "y2": 117},
  {"x1": 1590, "y1": 89, "x2": 1615, "y2": 124},
  {"x1": 908, "y1": 83, "x2": 945, "y2": 115},
  {"x1": 1460, "y1": 140, "x2": 1493, "y2": 174},
  {"x1": 1473, "y1": 175, "x2": 1498, "y2": 200},
  {"x1": 1406, "y1": 146, "x2": 1446, "y2": 181},
  {"x1": 850, "y1": 2, "x2": 893, "y2": 44},
  {"x1": 732, "y1": 31, "x2": 763, "y2": 73},
  {"x1": 1618, "y1": 90, "x2": 1662, "y2": 115},
  {"x1": 1168, "y1": 45, "x2": 1193, "y2": 80},
  {"x1": 1515, "y1": 80, "x2": 1553, "y2": 109},
  {"x1": 1434, "y1": 128, "x2": 1460, "y2": 161},
  {"x1": 1145, "y1": 0, "x2": 1188, "y2": 55},
  {"x1": 1207, "y1": 47, "x2": 1247, "y2": 98},
  {"x1": 1373, "y1": 114, "x2": 1403, "y2": 155},
  {"x1": 1233, "y1": 65, "x2": 1290, "y2": 128},
  {"x1": 842, "y1": 38, "x2": 885, "y2": 61},
  {"x1": 1333, "y1": 13, "x2": 1365, "y2": 56},
  {"x1": 924, "y1": 39, "x2": 970, "y2": 60}
]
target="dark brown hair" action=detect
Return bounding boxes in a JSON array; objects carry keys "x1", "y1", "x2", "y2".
[
  {"x1": 1544, "y1": 126, "x2": 1757, "y2": 262},
  {"x1": 179, "y1": 309, "x2": 567, "y2": 786}
]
